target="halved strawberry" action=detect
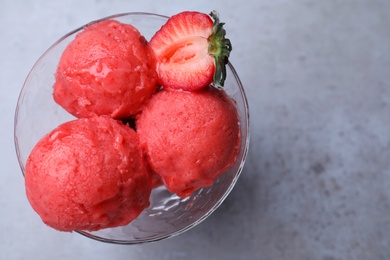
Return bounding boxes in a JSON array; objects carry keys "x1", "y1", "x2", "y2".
[{"x1": 149, "y1": 11, "x2": 232, "y2": 91}]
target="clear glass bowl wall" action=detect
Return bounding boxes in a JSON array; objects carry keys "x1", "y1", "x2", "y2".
[{"x1": 14, "y1": 12, "x2": 250, "y2": 244}]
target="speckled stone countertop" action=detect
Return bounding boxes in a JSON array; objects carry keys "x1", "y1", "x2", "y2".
[{"x1": 1, "y1": 1, "x2": 390, "y2": 259}]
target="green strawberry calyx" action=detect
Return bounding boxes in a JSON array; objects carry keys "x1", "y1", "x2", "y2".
[{"x1": 207, "y1": 10, "x2": 233, "y2": 88}]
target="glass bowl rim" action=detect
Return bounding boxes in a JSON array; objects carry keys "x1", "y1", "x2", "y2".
[{"x1": 14, "y1": 11, "x2": 250, "y2": 245}]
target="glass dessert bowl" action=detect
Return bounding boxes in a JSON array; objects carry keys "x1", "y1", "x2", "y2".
[{"x1": 14, "y1": 12, "x2": 249, "y2": 244}]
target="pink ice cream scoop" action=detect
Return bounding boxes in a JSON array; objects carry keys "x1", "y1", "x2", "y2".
[
  {"x1": 136, "y1": 87, "x2": 240, "y2": 198},
  {"x1": 25, "y1": 116, "x2": 152, "y2": 232},
  {"x1": 53, "y1": 19, "x2": 158, "y2": 119}
]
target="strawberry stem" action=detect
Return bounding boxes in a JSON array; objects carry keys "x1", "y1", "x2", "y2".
[{"x1": 208, "y1": 11, "x2": 232, "y2": 88}]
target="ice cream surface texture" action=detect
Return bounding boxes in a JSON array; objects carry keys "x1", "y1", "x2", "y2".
[
  {"x1": 24, "y1": 116, "x2": 152, "y2": 232},
  {"x1": 53, "y1": 19, "x2": 158, "y2": 119},
  {"x1": 136, "y1": 87, "x2": 240, "y2": 198}
]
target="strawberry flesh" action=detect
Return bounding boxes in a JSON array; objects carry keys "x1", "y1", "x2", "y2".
[{"x1": 150, "y1": 12, "x2": 215, "y2": 91}]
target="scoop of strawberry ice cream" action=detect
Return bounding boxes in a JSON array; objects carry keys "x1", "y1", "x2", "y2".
[
  {"x1": 136, "y1": 87, "x2": 240, "y2": 198},
  {"x1": 25, "y1": 116, "x2": 152, "y2": 232},
  {"x1": 53, "y1": 19, "x2": 158, "y2": 119}
]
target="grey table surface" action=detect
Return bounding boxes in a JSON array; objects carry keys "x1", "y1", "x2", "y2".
[{"x1": 2, "y1": 0, "x2": 390, "y2": 259}]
